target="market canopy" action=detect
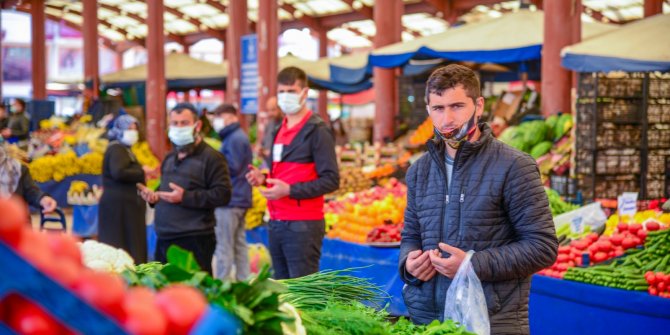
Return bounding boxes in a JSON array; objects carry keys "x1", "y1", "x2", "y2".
[
  {"x1": 101, "y1": 53, "x2": 227, "y2": 90},
  {"x1": 561, "y1": 13, "x2": 670, "y2": 73},
  {"x1": 369, "y1": 10, "x2": 618, "y2": 69},
  {"x1": 279, "y1": 54, "x2": 372, "y2": 94}
]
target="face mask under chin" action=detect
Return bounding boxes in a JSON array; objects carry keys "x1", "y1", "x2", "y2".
[{"x1": 433, "y1": 107, "x2": 478, "y2": 149}]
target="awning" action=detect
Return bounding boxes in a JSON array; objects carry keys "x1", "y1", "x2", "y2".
[{"x1": 561, "y1": 13, "x2": 670, "y2": 72}]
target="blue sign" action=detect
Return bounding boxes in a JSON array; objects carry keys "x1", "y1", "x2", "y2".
[{"x1": 240, "y1": 34, "x2": 258, "y2": 115}]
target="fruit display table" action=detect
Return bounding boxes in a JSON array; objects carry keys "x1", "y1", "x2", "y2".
[
  {"x1": 247, "y1": 226, "x2": 407, "y2": 315},
  {"x1": 36, "y1": 174, "x2": 101, "y2": 209},
  {"x1": 529, "y1": 275, "x2": 670, "y2": 335}
]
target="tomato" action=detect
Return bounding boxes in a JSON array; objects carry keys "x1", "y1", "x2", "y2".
[
  {"x1": 597, "y1": 240, "x2": 613, "y2": 252},
  {"x1": 649, "y1": 287, "x2": 659, "y2": 296},
  {"x1": 637, "y1": 229, "x2": 648, "y2": 241},
  {"x1": 0, "y1": 197, "x2": 27, "y2": 247},
  {"x1": 609, "y1": 234, "x2": 624, "y2": 246},
  {"x1": 592, "y1": 252, "x2": 608, "y2": 263},
  {"x1": 73, "y1": 270, "x2": 125, "y2": 320},
  {"x1": 154, "y1": 285, "x2": 207, "y2": 335},
  {"x1": 628, "y1": 223, "x2": 643, "y2": 235},
  {"x1": 556, "y1": 254, "x2": 570, "y2": 263},
  {"x1": 6, "y1": 296, "x2": 63, "y2": 335},
  {"x1": 658, "y1": 282, "x2": 667, "y2": 292},
  {"x1": 617, "y1": 223, "x2": 629, "y2": 232},
  {"x1": 43, "y1": 257, "x2": 82, "y2": 288},
  {"x1": 621, "y1": 237, "x2": 637, "y2": 249},
  {"x1": 646, "y1": 221, "x2": 661, "y2": 231},
  {"x1": 17, "y1": 230, "x2": 55, "y2": 273},
  {"x1": 45, "y1": 232, "x2": 82, "y2": 265}
]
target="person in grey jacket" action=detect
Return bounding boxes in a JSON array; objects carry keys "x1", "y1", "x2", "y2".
[
  {"x1": 206, "y1": 103, "x2": 252, "y2": 281},
  {"x1": 399, "y1": 64, "x2": 558, "y2": 335}
]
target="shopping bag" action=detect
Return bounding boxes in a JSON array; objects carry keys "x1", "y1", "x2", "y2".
[{"x1": 444, "y1": 250, "x2": 490, "y2": 335}]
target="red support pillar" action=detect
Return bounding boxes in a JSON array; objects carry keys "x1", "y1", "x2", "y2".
[
  {"x1": 373, "y1": 0, "x2": 402, "y2": 143},
  {"x1": 226, "y1": 0, "x2": 248, "y2": 129},
  {"x1": 31, "y1": 0, "x2": 47, "y2": 99},
  {"x1": 258, "y1": 0, "x2": 278, "y2": 124},
  {"x1": 114, "y1": 51, "x2": 123, "y2": 72},
  {"x1": 571, "y1": 0, "x2": 582, "y2": 90},
  {"x1": 146, "y1": 0, "x2": 168, "y2": 160},
  {"x1": 644, "y1": 0, "x2": 663, "y2": 17},
  {"x1": 182, "y1": 43, "x2": 190, "y2": 54},
  {"x1": 317, "y1": 29, "x2": 330, "y2": 125},
  {"x1": 83, "y1": 0, "x2": 99, "y2": 99},
  {"x1": 541, "y1": 0, "x2": 580, "y2": 116}
]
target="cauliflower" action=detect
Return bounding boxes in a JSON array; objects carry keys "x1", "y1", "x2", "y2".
[{"x1": 79, "y1": 240, "x2": 135, "y2": 273}]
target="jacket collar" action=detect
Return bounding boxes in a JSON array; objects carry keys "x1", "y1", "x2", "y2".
[{"x1": 218, "y1": 122, "x2": 241, "y2": 140}]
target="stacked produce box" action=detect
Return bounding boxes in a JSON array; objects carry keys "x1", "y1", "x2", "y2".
[{"x1": 576, "y1": 72, "x2": 670, "y2": 201}]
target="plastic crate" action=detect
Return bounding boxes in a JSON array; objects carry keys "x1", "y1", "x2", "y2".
[{"x1": 0, "y1": 242, "x2": 241, "y2": 335}]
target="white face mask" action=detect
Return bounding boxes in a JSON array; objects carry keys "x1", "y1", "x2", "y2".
[
  {"x1": 277, "y1": 92, "x2": 303, "y2": 115},
  {"x1": 212, "y1": 118, "x2": 226, "y2": 132},
  {"x1": 168, "y1": 125, "x2": 195, "y2": 146},
  {"x1": 121, "y1": 129, "x2": 139, "y2": 146}
]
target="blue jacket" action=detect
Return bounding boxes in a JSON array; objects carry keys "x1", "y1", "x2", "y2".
[
  {"x1": 399, "y1": 123, "x2": 557, "y2": 334},
  {"x1": 218, "y1": 122, "x2": 253, "y2": 209}
]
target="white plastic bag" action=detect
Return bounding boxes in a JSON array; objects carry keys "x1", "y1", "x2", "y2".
[{"x1": 443, "y1": 250, "x2": 490, "y2": 335}]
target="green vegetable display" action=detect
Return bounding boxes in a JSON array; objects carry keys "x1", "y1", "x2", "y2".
[
  {"x1": 563, "y1": 228, "x2": 670, "y2": 291},
  {"x1": 545, "y1": 187, "x2": 580, "y2": 216},
  {"x1": 530, "y1": 141, "x2": 553, "y2": 159}
]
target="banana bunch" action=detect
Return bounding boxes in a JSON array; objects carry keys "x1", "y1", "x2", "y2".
[
  {"x1": 78, "y1": 152, "x2": 103, "y2": 175},
  {"x1": 131, "y1": 141, "x2": 160, "y2": 169},
  {"x1": 28, "y1": 150, "x2": 102, "y2": 183},
  {"x1": 245, "y1": 187, "x2": 267, "y2": 230},
  {"x1": 68, "y1": 181, "x2": 89, "y2": 194}
]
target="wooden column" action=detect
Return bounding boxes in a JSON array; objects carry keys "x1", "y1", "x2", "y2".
[
  {"x1": 146, "y1": 0, "x2": 168, "y2": 159},
  {"x1": 31, "y1": 0, "x2": 47, "y2": 99}
]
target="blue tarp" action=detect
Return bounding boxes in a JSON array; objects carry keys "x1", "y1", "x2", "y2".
[
  {"x1": 530, "y1": 275, "x2": 670, "y2": 335},
  {"x1": 562, "y1": 53, "x2": 670, "y2": 73}
]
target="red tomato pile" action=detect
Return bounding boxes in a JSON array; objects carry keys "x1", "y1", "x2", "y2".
[
  {"x1": 539, "y1": 222, "x2": 663, "y2": 279},
  {"x1": 0, "y1": 197, "x2": 208, "y2": 335},
  {"x1": 645, "y1": 271, "x2": 670, "y2": 298}
]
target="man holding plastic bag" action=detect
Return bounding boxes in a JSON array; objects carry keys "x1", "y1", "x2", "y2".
[{"x1": 399, "y1": 65, "x2": 558, "y2": 335}]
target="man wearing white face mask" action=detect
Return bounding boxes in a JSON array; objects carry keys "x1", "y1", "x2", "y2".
[
  {"x1": 99, "y1": 114, "x2": 148, "y2": 263},
  {"x1": 137, "y1": 103, "x2": 232, "y2": 274},
  {"x1": 246, "y1": 67, "x2": 339, "y2": 279},
  {"x1": 206, "y1": 104, "x2": 252, "y2": 281}
]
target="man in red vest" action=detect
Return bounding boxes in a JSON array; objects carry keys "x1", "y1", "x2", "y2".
[{"x1": 246, "y1": 67, "x2": 339, "y2": 279}]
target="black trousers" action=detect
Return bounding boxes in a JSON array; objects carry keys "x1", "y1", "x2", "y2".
[
  {"x1": 268, "y1": 220, "x2": 325, "y2": 279},
  {"x1": 155, "y1": 233, "x2": 216, "y2": 274}
]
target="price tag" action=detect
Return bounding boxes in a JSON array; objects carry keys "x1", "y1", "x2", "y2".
[
  {"x1": 272, "y1": 144, "x2": 283, "y2": 162},
  {"x1": 618, "y1": 192, "x2": 638, "y2": 217},
  {"x1": 570, "y1": 216, "x2": 584, "y2": 235}
]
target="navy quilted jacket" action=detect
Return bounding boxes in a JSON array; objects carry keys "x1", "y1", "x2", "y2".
[{"x1": 399, "y1": 123, "x2": 558, "y2": 335}]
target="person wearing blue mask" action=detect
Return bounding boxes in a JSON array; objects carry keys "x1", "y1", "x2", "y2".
[
  {"x1": 206, "y1": 104, "x2": 252, "y2": 281},
  {"x1": 137, "y1": 103, "x2": 231, "y2": 274},
  {"x1": 99, "y1": 115, "x2": 147, "y2": 262}
]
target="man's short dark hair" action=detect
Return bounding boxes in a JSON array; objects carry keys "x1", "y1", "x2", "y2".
[
  {"x1": 278, "y1": 66, "x2": 308, "y2": 88},
  {"x1": 14, "y1": 98, "x2": 26, "y2": 110},
  {"x1": 171, "y1": 102, "x2": 200, "y2": 120},
  {"x1": 213, "y1": 103, "x2": 237, "y2": 115},
  {"x1": 425, "y1": 64, "x2": 481, "y2": 104}
]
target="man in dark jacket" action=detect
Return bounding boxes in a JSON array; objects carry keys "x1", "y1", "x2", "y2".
[
  {"x1": 246, "y1": 66, "x2": 339, "y2": 279},
  {"x1": 2, "y1": 99, "x2": 30, "y2": 142},
  {"x1": 399, "y1": 64, "x2": 558, "y2": 334},
  {"x1": 207, "y1": 103, "x2": 253, "y2": 281},
  {"x1": 138, "y1": 103, "x2": 231, "y2": 274}
]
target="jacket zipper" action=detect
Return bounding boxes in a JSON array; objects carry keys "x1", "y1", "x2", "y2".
[
  {"x1": 428, "y1": 142, "x2": 449, "y2": 320},
  {"x1": 457, "y1": 187, "x2": 466, "y2": 240}
]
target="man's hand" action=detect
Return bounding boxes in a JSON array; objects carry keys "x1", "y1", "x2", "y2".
[
  {"x1": 39, "y1": 196, "x2": 57, "y2": 214},
  {"x1": 137, "y1": 183, "x2": 159, "y2": 205},
  {"x1": 405, "y1": 249, "x2": 437, "y2": 282},
  {"x1": 1, "y1": 128, "x2": 11, "y2": 138},
  {"x1": 156, "y1": 182, "x2": 185, "y2": 204},
  {"x1": 259, "y1": 178, "x2": 290, "y2": 200},
  {"x1": 428, "y1": 243, "x2": 466, "y2": 279},
  {"x1": 245, "y1": 164, "x2": 266, "y2": 187}
]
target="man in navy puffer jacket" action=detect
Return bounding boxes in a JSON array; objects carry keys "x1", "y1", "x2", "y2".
[{"x1": 399, "y1": 65, "x2": 558, "y2": 335}]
